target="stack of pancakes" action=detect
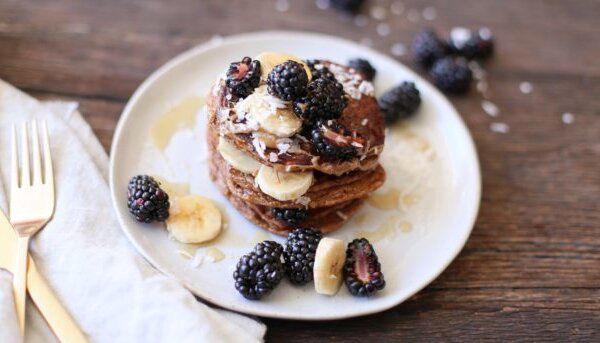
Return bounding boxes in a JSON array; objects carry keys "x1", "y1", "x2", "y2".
[{"x1": 207, "y1": 58, "x2": 385, "y2": 236}]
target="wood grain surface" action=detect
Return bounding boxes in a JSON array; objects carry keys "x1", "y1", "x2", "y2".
[{"x1": 1, "y1": 0, "x2": 599, "y2": 341}]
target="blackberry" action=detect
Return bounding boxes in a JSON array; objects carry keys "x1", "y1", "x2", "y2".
[
  {"x1": 430, "y1": 57, "x2": 473, "y2": 94},
  {"x1": 233, "y1": 241, "x2": 284, "y2": 300},
  {"x1": 253, "y1": 240, "x2": 284, "y2": 262},
  {"x1": 127, "y1": 175, "x2": 170, "y2": 223},
  {"x1": 411, "y1": 29, "x2": 448, "y2": 69},
  {"x1": 344, "y1": 238, "x2": 385, "y2": 296},
  {"x1": 310, "y1": 120, "x2": 365, "y2": 160},
  {"x1": 293, "y1": 77, "x2": 347, "y2": 124},
  {"x1": 267, "y1": 60, "x2": 309, "y2": 101},
  {"x1": 330, "y1": 0, "x2": 365, "y2": 13},
  {"x1": 449, "y1": 27, "x2": 494, "y2": 60},
  {"x1": 348, "y1": 58, "x2": 376, "y2": 81},
  {"x1": 226, "y1": 56, "x2": 261, "y2": 98},
  {"x1": 379, "y1": 81, "x2": 421, "y2": 125},
  {"x1": 272, "y1": 208, "x2": 309, "y2": 226},
  {"x1": 283, "y1": 228, "x2": 322, "y2": 285}
]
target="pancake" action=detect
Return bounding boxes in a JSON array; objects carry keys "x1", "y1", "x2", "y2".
[
  {"x1": 207, "y1": 60, "x2": 385, "y2": 176},
  {"x1": 208, "y1": 149, "x2": 365, "y2": 236},
  {"x1": 207, "y1": 124, "x2": 385, "y2": 209}
]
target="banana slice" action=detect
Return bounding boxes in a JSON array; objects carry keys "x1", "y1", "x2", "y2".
[
  {"x1": 255, "y1": 51, "x2": 312, "y2": 81},
  {"x1": 166, "y1": 195, "x2": 222, "y2": 244},
  {"x1": 313, "y1": 237, "x2": 347, "y2": 295},
  {"x1": 257, "y1": 107, "x2": 302, "y2": 138},
  {"x1": 236, "y1": 86, "x2": 302, "y2": 138},
  {"x1": 255, "y1": 165, "x2": 313, "y2": 201},
  {"x1": 217, "y1": 136, "x2": 262, "y2": 174}
]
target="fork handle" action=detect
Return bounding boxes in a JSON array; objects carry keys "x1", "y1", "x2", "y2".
[{"x1": 13, "y1": 235, "x2": 30, "y2": 336}]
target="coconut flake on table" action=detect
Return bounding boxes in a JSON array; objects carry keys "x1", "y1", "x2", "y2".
[
  {"x1": 562, "y1": 112, "x2": 575, "y2": 124},
  {"x1": 490, "y1": 122, "x2": 510, "y2": 134},
  {"x1": 519, "y1": 82, "x2": 533, "y2": 94},
  {"x1": 481, "y1": 100, "x2": 500, "y2": 117}
]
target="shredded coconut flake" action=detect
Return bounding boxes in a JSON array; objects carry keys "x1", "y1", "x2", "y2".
[
  {"x1": 361, "y1": 118, "x2": 369, "y2": 126},
  {"x1": 296, "y1": 196, "x2": 311, "y2": 207},
  {"x1": 490, "y1": 122, "x2": 510, "y2": 134},
  {"x1": 519, "y1": 82, "x2": 533, "y2": 94},
  {"x1": 336, "y1": 211, "x2": 349, "y2": 221},
  {"x1": 269, "y1": 152, "x2": 279, "y2": 162},
  {"x1": 562, "y1": 112, "x2": 574, "y2": 124},
  {"x1": 481, "y1": 100, "x2": 500, "y2": 117}
]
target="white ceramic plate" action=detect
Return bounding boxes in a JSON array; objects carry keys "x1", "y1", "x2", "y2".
[{"x1": 109, "y1": 31, "x2": 481, "y2": 320}]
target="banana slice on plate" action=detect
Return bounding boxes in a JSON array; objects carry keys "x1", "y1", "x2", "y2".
[
  {"x1": 166, "y1": 195, "x2": 222, "y2": 244},
  {"x1": 218, "y1": 136, "x2": 262, "y2": 174},
  {"x1": 313, "y1": 237, "x2": 347, "y2": 295},
  {"x1": 255, "y1": 51, "x2": 312, "y2": 80},
  {"x1": 255, "y1": 165, "x2": 313, "y2": 201}
]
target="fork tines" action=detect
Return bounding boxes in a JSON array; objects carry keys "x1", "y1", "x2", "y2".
[{"x1": 11, "y1": 121, "x2": 52, "y2": 188}]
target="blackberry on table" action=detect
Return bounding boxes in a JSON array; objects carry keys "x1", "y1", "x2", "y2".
[
  {"x1": 379, "y1": 81, "x2": 421, "y2": 125},
  {"x1": 330, "y1": 0, "x2": 365, "y2": 13},
  {"x1": 449, "y1": 27, "x2": 494, "y2": 61},
  {"x1": 310, "y1": 120, "x2": 365, "y2": 160},
  {"x1": 293, "y1": 76, "x2": 347, "y2": 124},
  {"x1": 411, "y1": 29, "x2": 448, "y2": 69},
  {"x1": 233, "y1": 241, "x2": 284, "y2": 300},
  {"x1": 430, "y1": 57, "x2": 473, "y2": 94},
  {"x1": 226, "y1": 56, "x2": 261, "y2": 98},
  {"x1": 272, "y1": 208, "x2": 309, "y2": 226},
  {"x1": 127, "y1": 175, "x2": 170, "y2": 223},
  {"x1": 283, "y1": 228, "x2": 322, "y2": 285},
  {"x1": 267, "y1": 60, "x2": 309, "y2": 101},
  {"x1": 344, "y1": 238, "x2": 385, "y2": 296},
  {"x1": 348, "y1": 58, "x2": 376, "y2": 81}
]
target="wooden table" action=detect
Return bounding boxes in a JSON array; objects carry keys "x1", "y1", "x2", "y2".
[{"x1": 1, "y1": 0, "x2": 599, "y2": 341}]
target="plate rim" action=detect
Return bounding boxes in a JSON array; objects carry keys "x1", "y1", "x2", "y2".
[{"x1": 109, "y1": 30, "x2": 482, "y2": 320}]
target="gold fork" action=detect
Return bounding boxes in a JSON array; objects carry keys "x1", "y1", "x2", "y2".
[{"x1": 10, "y1": 121, "x2": 55, "y2": 334}]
